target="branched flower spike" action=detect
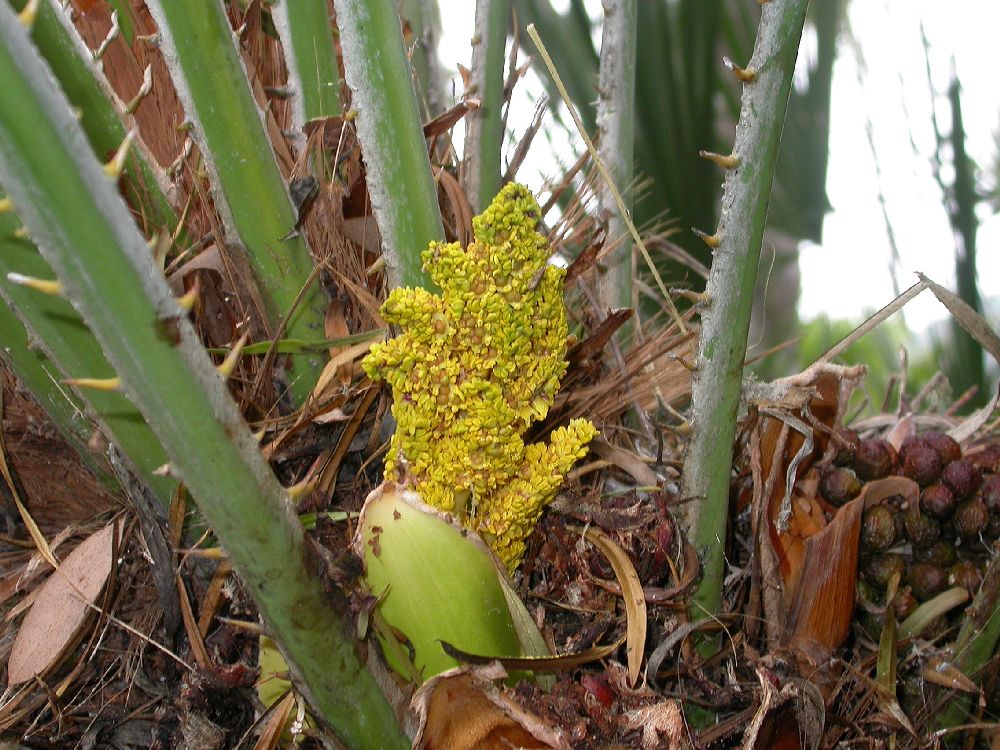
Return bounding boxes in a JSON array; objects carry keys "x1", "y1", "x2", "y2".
[{"x1": 364, "y1": 183, "x2": 597, "y2": 570}]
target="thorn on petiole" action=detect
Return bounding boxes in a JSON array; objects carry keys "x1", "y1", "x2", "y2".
[
  {"x1": 692, "y1": 228, "x2": 721, "y2": 248},
  {"x1": 723, "y1": 56, "x2": 757, "y2": 83},
  {"x1": 698, "y1": 150, "x2": 740, "y2": 170}
]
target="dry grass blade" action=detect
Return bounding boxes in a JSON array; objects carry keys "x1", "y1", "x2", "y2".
[
  {"x1": 875, "y1": 577, "x2": 914, "y2": 733},
  {"x1": 253, "y1": 690, "x2": 297, "y2": 750},
  {"x1": 440, "y1": 636, "x2": 624, "y2": 673},
  {"x1": 577, "y1": 526, "x2": 647, "y2": 686},
  {"x1": 0, "y1": 390, "x2": 56, "y2": 568},
  {"x1": 817, "y1": 280, "x2": 928, "y2": 364},
  {"x1": 918, "y1": 273, "x2": 1000, "y2": 363}
]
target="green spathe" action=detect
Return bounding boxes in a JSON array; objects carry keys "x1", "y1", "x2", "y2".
[{"x1": 355, "y1": 483, "x2": 523, "y2": 679}]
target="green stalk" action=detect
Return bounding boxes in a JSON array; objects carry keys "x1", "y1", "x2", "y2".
[
  {"x1": 461, "y1": 0, "x2": 509, "y2": 213},
  {"x1": 681, "y1": 0, "x2": 809, "y2": 623},
  {"x1": 146, "y1": 0, "x2": 326, "y2": 402},
  {"x1": 332, "y1": 0, "x2": 444, "y2": 290},
  {"x1": 936, "y1": 552, "x2": 1000, "y2": 733},
  {"x1": 271, "y1": 0, "x2": 342, "y2": 129},
  {"x1": 594, "y1": 0, "x2": 637, "y2": 343},
  {"x1": 9, "y1": 0, "x2": 177, "y2": 236},
  {"x1": 0, "y1": 204, "x2": 175, "y2": 504},
  {"x1": 0, "y1": 11, "x2": 405, "y2": 746}
]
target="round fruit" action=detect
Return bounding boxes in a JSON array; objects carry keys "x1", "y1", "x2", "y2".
[
  {"x1": 953, "y1": 498, "x2": 989, "y2": 540},
  {"x1": 853, "y1": 438, "x2": 898, "y2": 481},
  {"x1": 819, "y1": 466, "x2": 862, "y2": 506},
  {"x1": 948, "y1": 560, "x2": 982, "y2": 592},
  {"x1": 908, "y1": 562, "x2": 946, "y2": 601},
  {"x1": 919, "y1": 483, "x2": 956, "y2": 520},
  {"x1": 979, "y1": 475, "x2": 1000, "y2": 512},
  {"x1": 922, "y1": 431, "x2": 962, "y2": 464},
  {"x1": 891, "y1": 588, "x2": 918, "y2": 619},
  {"x1": 942, "y1": 460, "x2": 983, "y2": 499},
  {"x1": 913, "y1": 539, "x2": 957, "y2": 568},
  {"x1": 862, "y1": 552, "x2": 907, "y2": 589},
  {"x1": 861, "y1": 504, "x2": 898, "y2": 551},
  {"x1": 967, "y1": 445, "x2": 1000, "y2": 474},
  {"x1": 900, "y1": 441, "x2": 943, "y2": 486},
  {"x1": 903, "y1": 508, "x2": 941, "y2": 549}
]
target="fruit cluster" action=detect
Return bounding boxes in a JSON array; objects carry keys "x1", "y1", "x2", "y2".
[
  {"x1": 819, "y1": 432, "x2": 1000, "y2": 617},
  {"x1": 364, "y1": 183, "x2": 597, "y2": 571}
]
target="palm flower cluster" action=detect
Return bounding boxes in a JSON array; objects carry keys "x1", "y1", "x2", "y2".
[{"x1": 364, "y1": 183, "x2": 597, "y2": 570}]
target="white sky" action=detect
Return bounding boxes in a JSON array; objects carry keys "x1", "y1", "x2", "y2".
[{"x1": 436, "y1": 1, "x2": 1000, "y2": 334}]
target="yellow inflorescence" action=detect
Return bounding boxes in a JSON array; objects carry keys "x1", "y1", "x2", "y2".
[{"x1": 363, "y1": 183, "x2": 598, "y2": 570}]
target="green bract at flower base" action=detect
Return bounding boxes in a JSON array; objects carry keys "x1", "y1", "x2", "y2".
[
  {"x1": 355, "y1": 483, "x2": 524, "y2": 679},
  {"x1": 363, "y1": 183, "x2": 597, "y2": 571}
]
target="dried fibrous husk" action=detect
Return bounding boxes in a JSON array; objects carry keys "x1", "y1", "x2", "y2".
[
  {"x1": 411, "y1": 663, "x2": 568, "y2": 750},
  {"x1": 745, "y1": 363, "x2": 867, "y2": 693}
]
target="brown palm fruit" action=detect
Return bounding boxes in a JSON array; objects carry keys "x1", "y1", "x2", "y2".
[
  {"x1": 919, "y1": 483, "x2": 956, "y2": 520},
  {"x1": 862, "y1": 552, "x2": 907, "y2": 589},
  {"x1": 942, "y1": 460, "x2": 983, "y2": 499},
  {"x1": 899, "y1": 437, "x2": 943, "y2": 486},
  {"x1": 891, "y1": 588, "x2": 918, "y2": 619},
  {"x1": 967, "y1": 445, "x2": 1000, "y2": 474},
  {"x1": 948, "y1": 560, "x2": 982, "y2": 592},
  {"x1": 922, "y1": 431, "x2": 962, "y2": 464},
  {"x1": 908, "y1": 561, "x2": 946, "y2": 601},
  {"x1": 903, "y1": 507, "x2": 941, "y2": 549},
  {"x1": 819, "y1": 466, "x2": 862, "y2": 506},
  {"x1": 861, "y1": 504, "x2": 898, "y2": 551},
  {"x1": 853, "y1": 438, "x2": 898, "y2": 481},
  {"x1": 980, "y1": 476, "x2": 1000, "y2": 539},
  {"x1": 833, "y1": 432, "x2": 859, "y2": 466},
  {"x1": 913, "y1": 539, "x2": 957, "y2": 568},
  {"x1": 913, "y1": 539, "x2": 958, "y2": 568},
  {"x1": 986, "y1": 514, "x2": 1000, "y2": 539},
  {"x1": 979, "y1": 475, "x2": 1000, "y2": 512},
  {"x1": 952, "y1": 498, "x2": 989, "y2": 540}
]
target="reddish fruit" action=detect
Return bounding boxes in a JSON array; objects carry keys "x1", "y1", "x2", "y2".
[
  {"x1": 922, "y1": 431, "x2": 962, "y2": 464},
  {"x1": 920, "y1": 483, "x2": 956, "y2": 520},
  {"x1": 979, "y1": 475, "x2": 1000, "y2": 512},
  {"x1": 967, "y1": 445, "x2": 1000, "y2": 474},
  {"x1": 891, "y1": 588, "x2": 918, "y2": 619},
  {"x1": 853, "y1": 438, "x2": 898, "y2": 481},
  {"x1": 900, "y1": 440, "x2": 943, "y2": 486},
  {"x1": 942, "y1": 460, "x2": 982, "y2": 499}
]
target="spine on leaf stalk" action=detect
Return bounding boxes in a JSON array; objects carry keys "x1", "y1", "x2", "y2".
[{"x1": 680, "y1": 0, "x2": 810, "y2": 623}]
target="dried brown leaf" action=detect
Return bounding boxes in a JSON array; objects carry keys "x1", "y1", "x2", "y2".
[
  {"x1": 8, "y1": 523, "x2": 117, "y2": 686},
  {"x1": 580, "y1": 527, "x2": 646, "y2": 686}
]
